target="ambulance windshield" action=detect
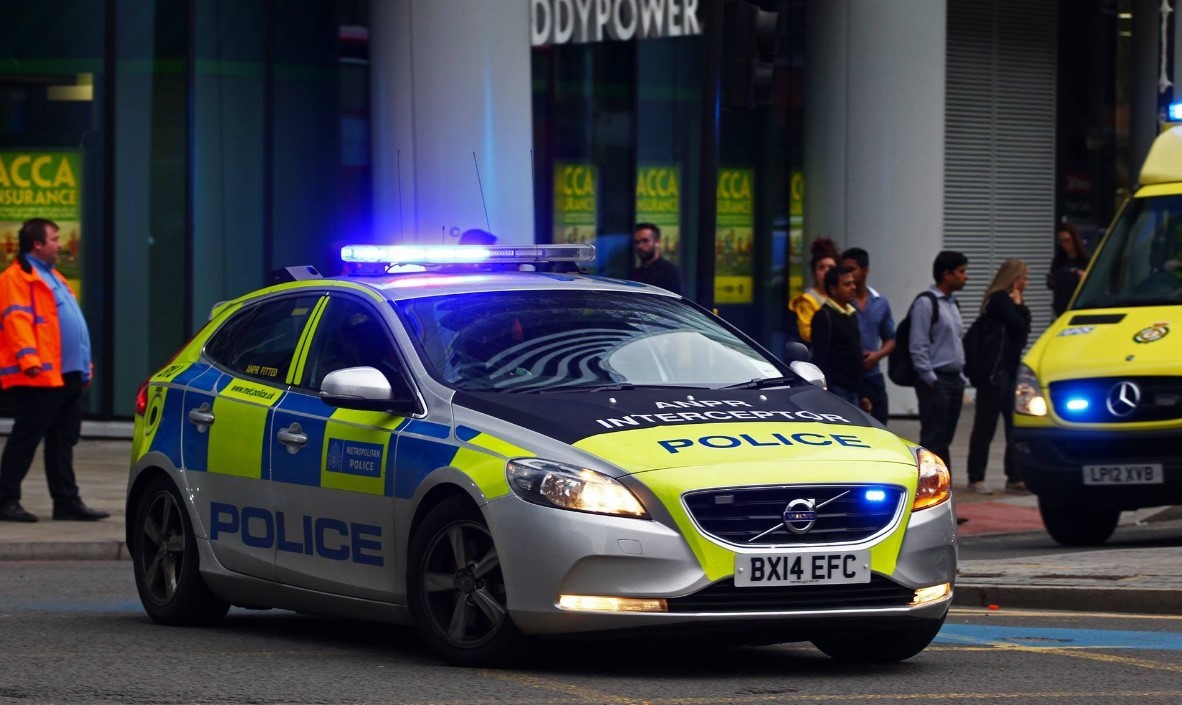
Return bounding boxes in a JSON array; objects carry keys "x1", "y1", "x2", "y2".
[{"x1": 1073, "y1": 194, "x2": 1182, "y2": 310}]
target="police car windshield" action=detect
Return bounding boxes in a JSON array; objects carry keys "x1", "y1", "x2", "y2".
[
  {"x1": 1074, "y1": 195, "x2": 1182, "y2": 310},
  {"x1": 396, "y1": 290, "x2": 785, "y2": 392}
]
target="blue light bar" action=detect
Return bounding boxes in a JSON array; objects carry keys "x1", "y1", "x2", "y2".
[
  {"x1": 864, "y1": 490, "x2": 886, "y2": 502},
  {"x1": 1170, "y1": 102, "x2": 1182, "y2": 122},
  {"x1": 341, "y1": 243, "x2": 595, "y2": 265},
  {"x1": 1065, "y1": 398, "x2": 1089, "y2": 412}
]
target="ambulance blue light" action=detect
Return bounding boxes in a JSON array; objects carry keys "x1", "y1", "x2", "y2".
[
  {"x1": 1065, "y1": 398, "x2": 1089, "y2": 412},
  {"x1": 340, "y1": 243, "x2": 595, "y2": 265},
  {"x1": 1170, "y1": 102, "x2": 1182, "y2": 121},
  {"x1": 864, "y1": 490, "x2": 886, "y2": 502}
]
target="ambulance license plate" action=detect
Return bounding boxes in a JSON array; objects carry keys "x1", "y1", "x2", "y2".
[
  {"x1": 734, "y1": 550, "x2": 871, "y2": 587},
  {"x1": 1082, "y1": 464, "x2": 1163, "y2": 485}
]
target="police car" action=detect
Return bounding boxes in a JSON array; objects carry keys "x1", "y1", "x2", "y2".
[{"x1": 128, "y1": 244, "x2": 956, "y2": 665}]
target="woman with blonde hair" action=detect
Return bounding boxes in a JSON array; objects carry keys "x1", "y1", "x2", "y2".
[{"x1": 965, "y1": 258, "x2": 1032, "y2": 494}]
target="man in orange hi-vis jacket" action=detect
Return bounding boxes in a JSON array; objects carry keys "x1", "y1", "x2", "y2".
[{"x1": 0, "y1": 218, "x2": 108, "y2": 522}]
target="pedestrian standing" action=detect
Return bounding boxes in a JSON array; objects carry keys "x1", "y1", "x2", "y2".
[
  {"x1": 811, "y1": 265, "x2": 862, "y2": 405},
  {"x1": 787, "y1": 237, "x2": 839, "y2": 344},
  {"x1": 1047, "y1": 223, "x2": 1090, "y2": 316},
  {"x1": 965, "y1": 259, "x2": 1032, "y2": 494},
  {"x1": 0, "y1": 218, "x2": 108, "y2": 522},
  {"x1": 841, "y1": 247, "x2": 896, "y2": 424},
  {"x1": 631, "y1": 222, "x2": 682, "y2": 294},
  {"x1": 909, "y1": 251, "x2": 969, "y2": 471}
]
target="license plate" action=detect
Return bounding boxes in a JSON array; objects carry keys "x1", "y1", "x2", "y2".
[
  {"x1": 1082, "y1": 464, "x2": 1163, "y2": 485},
  {"x1": 734, "y1": 550, "x2": 871, "y2": 587}
]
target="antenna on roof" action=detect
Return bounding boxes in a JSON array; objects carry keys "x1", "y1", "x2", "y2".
[{"x1": 473, "y1": 151, "x2": 491, "y2": 232}]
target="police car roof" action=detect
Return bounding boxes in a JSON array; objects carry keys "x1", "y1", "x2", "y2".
[{"x1": 333, "y1": 269, "x2": 678, "y2": 302}]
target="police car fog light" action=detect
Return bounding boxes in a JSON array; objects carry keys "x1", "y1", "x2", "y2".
[
  {"x1": 558, "y1": 595, "x2": 668, "y2": 613},
  {"x1": 912, "y1": 449, "x2": 951, "y2": 511},
  {"x1": 507, "y1": 458, "x2": 649, "y2": 518},
  {"x1": 911, "y1": 583, "x2": 951, "y2": 606}
]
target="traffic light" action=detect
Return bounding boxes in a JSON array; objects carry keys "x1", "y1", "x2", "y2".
[{"x1": 720, "y1": 0, "x2": 779, "y2": 110}]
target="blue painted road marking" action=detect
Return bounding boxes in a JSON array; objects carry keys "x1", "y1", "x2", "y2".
[{"x1": 938, "y1": 624, "x2": 1182, "y2": 650}]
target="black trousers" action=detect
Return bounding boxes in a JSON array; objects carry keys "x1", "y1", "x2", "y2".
[
  {"x1": 860, "y1": 379, "x2": 890, "y2": 425},
  {"x1": 0, "y1": 372, "x2": 84, "y2": 503},
  {"x1": 966, "y1": 368, "x2": 1020, "y2": 483},
  {"x1": 915, "y1": 371, "x2": 965, "y2": 471}
]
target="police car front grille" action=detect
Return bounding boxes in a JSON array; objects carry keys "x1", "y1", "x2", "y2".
[
  {"x1": 1048, "y1": 377, "x2": 1182, "y2": 423},
  {"x1": 683, "y1": 485, "x2": 906, "y2": 547},
  {"x1": 666, "y1": 575, "x2": 914, "y2": 613}
]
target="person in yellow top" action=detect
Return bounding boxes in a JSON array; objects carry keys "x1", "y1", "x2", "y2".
[{"x1": 788, "y1": 237, "x2": 839, "y2": 344}]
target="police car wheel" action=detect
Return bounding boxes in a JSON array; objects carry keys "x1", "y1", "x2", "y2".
[
  {"x1": 132, "y1": 475, "x2": 229, "y2": 626},
  {"x1": 811, "y1": 614, "x2": 946, "y2": 663},
  {"x1": 408, "y1": 496, "x2": 525, "y2": 665},
  {"x1": 1039, "y1": 499, "x2": 1119, "y2": 547}
]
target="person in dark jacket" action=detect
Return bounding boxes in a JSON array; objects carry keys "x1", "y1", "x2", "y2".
[
  {"x1": 1047, "y1": 223, "x2": 1090, "y2": 316},
  {"x1": 966, "y1": 258, "x2": 1032, "y2": 494},
  {"x1": 811, "y1": 265, "x2": 863, "y2": 405}
]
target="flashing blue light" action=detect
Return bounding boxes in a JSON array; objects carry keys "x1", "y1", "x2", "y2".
[
  {"x1": 1170, "y1": 102, "x2": 1182, "y2": 122},
  {"x1": 1065, "y1": 398, "x2": 1089, "y2": 412},
  {"x1": 340, "y1": 243, "x2": 595, "y2": 265},
  {"x1": 864, "y1": 490, "x2": 887, "y2": 502}
]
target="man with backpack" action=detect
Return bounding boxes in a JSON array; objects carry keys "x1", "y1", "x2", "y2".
[{"x1": 902, "y1": 251, "x2": 969, "y2": 472}]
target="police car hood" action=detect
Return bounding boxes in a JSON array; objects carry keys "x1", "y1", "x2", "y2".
[
  {"x1": 452, "y1": 386, "x2": 916, "y2": 473},
  {"x1": 1028, "y1": 306, "x2": 1179, "y2": 380}
]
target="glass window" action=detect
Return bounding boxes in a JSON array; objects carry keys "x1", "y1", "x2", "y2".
[
  {"x1": 302, "y1": 296, "x2": 402, "y2": 391},
  {"x1": 1074, "y1": 195, "x2": 1182, "y2": 309},
  {"x1": 398, "y1": 290, "x2": 783, "y2": 392},
  {"x1": 207, "y1": 295, "x2": 320, "y2": 382}
]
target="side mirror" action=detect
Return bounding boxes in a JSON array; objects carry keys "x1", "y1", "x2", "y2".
[
  {"x1": 320, "y1": 366, "x2": 419, "y2": 413},
  {"x1": 789, "y1": 360, "x2": 827, "y2": 389},
  {"x1": 784, "y1": 341, "x2": 811, "y2": 362}
]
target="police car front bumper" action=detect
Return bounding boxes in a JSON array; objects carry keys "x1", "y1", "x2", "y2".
[
  {"x1": 485, "y1": 494, "x2": 956, "y2": 635},
  {"x1": 1013, "y1": 426, "x2": 1182, "y2": 508}
]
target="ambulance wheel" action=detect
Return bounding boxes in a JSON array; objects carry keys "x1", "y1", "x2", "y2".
[
  {"x1": 408, "y1": 496, "x2": 525, "y2": 666},
  {"x1": 1039, "y1": 499, "x2": 1119, "y2": 546},
  {"x1": 132, "y1": 475, "x2": 229, "y2": 626},
  {"x1": 812, "y1": 614, "x2": 946, "y2": 663}
]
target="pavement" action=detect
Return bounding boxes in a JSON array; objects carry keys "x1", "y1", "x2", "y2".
[{"x1": 1, "y1": 410, "x2": 1180, "y2": 615}]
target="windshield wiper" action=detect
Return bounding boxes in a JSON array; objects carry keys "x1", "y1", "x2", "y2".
[
  {"x1": 722, "y1": 375, "x2": 797, "y2": 390},
  {"x1": 525, "y1": 383, "x2": 709, "y2": 395}
]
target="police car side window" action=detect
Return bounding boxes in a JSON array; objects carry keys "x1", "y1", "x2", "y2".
[
  {"x1": 302, "y1": 297, "x2": 403, "y2": 392},
  {"x1": 210, "y1": 295, "x2": 321, "y2": 383}
]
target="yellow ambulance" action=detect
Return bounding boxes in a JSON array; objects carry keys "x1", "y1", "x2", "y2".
[{"x1": 1012, "y1": 111, "x2": 1182, "y2": 546}]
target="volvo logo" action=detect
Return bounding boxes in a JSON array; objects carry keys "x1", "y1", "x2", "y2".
[
  {"x1": 1106, "y1": 381, "x2": 1141, "y2": 418},
  {"x1": 782, "y1": 498, "x2": 817, "y2": 535}
]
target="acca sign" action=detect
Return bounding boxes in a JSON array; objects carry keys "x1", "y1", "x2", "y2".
[{"x1": 531, "y1": 0, "x2": 702, "y2": 46}]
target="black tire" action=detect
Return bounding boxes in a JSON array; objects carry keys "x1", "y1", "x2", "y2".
[
  {"x1": 131, "y1": 475, "x2": 229, "y2": 626},
  {"x1": 1039, "y1": 498, "x2": 1119, "y2": 547},
  {"x1": 812, "y1": 613, "x2": 946, "y2": 663},
  {"x1": 407, "y1": 496, "x2": 526, "y2": 666}
]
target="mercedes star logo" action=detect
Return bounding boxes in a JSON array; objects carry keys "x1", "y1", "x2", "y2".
[{"x1": 1105, "y1": 381, "x2": 1141, "y2": 418}]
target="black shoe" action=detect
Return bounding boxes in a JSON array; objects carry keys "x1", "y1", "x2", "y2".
[
  {"x1": 52, "y1": 499, "x2": 110, "y2": 521},
  {"x1": 0, "y1": 500, "x2": 38, "y2": 522}
]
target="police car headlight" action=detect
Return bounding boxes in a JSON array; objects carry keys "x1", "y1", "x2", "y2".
[
  {"x1": 1014, "y1": 364, "x2": 1048, "y2": 416},
  {"x1": 912, "y1": 448, "x2": 951, "y2": 511},
  {"x1": 507, "y1": 459, "x2": 649, "y2": 518}
]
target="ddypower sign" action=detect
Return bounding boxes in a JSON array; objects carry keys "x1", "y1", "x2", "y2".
[{"x1": 531, "y1": 0, "x2": 702, "y2": 46}]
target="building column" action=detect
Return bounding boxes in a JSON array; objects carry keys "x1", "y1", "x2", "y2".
[
  {"x1": 369, "y1": 0, "x2": 535, "y2": 245},
  {"x1": 804, "y1": 0, "x2": 947, "y2": 414}
]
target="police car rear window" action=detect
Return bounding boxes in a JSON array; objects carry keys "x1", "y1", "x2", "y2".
[{"x1": 396, "y1": 290, "x2": 781, "y2": 392}]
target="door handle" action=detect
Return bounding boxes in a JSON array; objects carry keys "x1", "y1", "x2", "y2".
[
  {"x1": 277, "y1": 422, "x2": 308, "y2": 454},
  {"x1": 187, "y1": 403, "x2": 214, "y2": 433}
]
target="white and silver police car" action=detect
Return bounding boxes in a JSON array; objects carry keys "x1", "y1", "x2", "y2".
[{"x1": 128, "y1": 244, "x2": 957, "y2": 665}]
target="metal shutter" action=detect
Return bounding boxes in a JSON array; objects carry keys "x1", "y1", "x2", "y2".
[{"x1": 945, "y1": 0, "x2": 1057, "y2": 336}]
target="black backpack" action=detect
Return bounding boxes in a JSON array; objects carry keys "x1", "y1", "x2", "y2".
[
  {"x1": 963, "y1": 302, "x2": 1006, "y2": 388},
  {"x1": 887, "y1": 292, "x2": 938, "y2": 386}
]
